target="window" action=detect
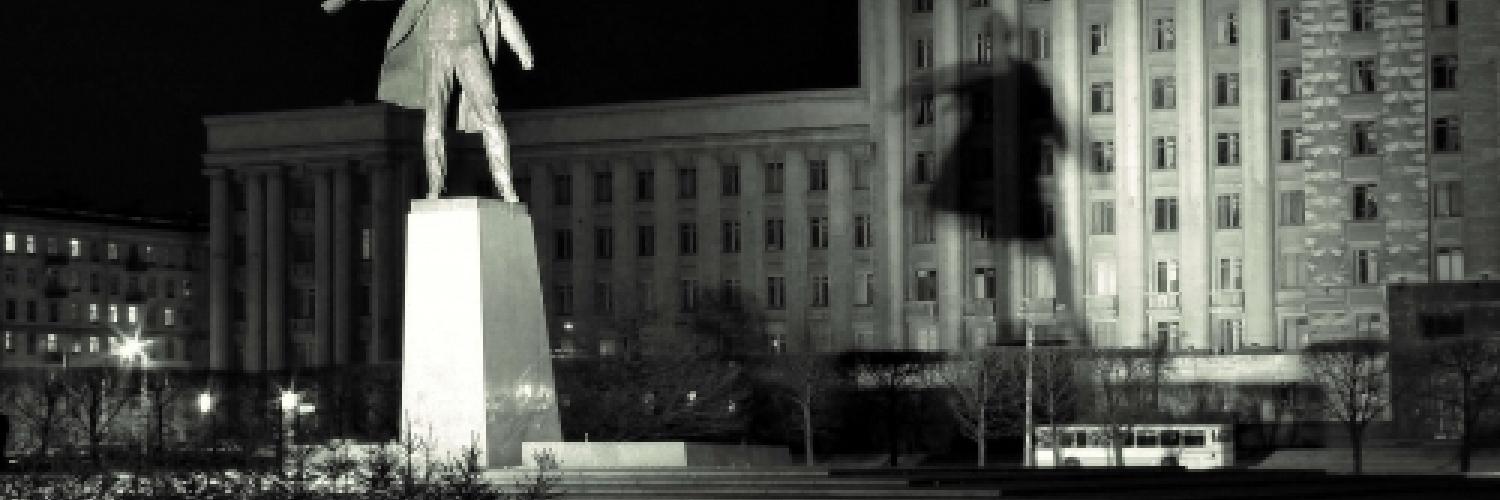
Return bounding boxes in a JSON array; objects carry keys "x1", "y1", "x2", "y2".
[
  {"x1": 677, "y1": 168, "x2": 697, "y2": 199},
  {"x1": 1154, "y1": 197, "x2": 1179, "y2": 232},
  {"x1": 163, "y1": 307, "x2": 176, "y2": 327},
  {"x1": 1, "y1": 232, "x2": 13, "y2": 254},
  {"x1": 1351, "y1": 59, "x2": 1377, "y2": 93},
  {"x1": 765, "y1": 162, "x2": 785, "y2": 193},
  {"x1": 1355, "y1": 313, "x2": 1383, "y2": 337},
  {"x1": 25, "y1": 235, "x2": 36, "y2": 255},
  {"x1": 1219, "y1": 12, "x2": 1239, "y2": 45},
  {"x1": 1280, "y1": 128, "x2": 1304, "y2": 162},
  {"x1": 1217, "y1": 194, "x2": 1242, "y2": 229},
  {"x1": 1276, "y1": 8, "x2": 1294, "y2": 41},
  {"x1": 1154, "y1": 259, "x2": 1180, "y2": 293},
  {"x1": 1153, "y1": 322, "x2": 1181, "y2": 351},
  {"x1": 809, "y1": 216, "x2": 833, "y2": 249},
  {"x1": 678, "y1": 222, "x2": 697, "y2": 255},
  {"x1": 3, "y1": 300, "x2": 12, "y2": 321},
  {"x1": 811, "y1": 275, "x2": 830, "y2": 307},
  {"x1": 1353, "y1": 184, "x2": 1379, "y2": 220},
  {"x1": 1089, "y1": 23, "x2": 1109, "y2": 55},
  {"x1": 594, "y1": 171, "x2": 613, "y2": 203},
  {"x1": 1281, "y1": 317, "x2": 1310, "y2": 350},
  {"x1": 2, "y1": 331, "x2": 11, "y2": 353},
  {"x1": 636, "y1": 225, "x2": 655, "y2": 257},
  {"x1": 1090, "y1": 201, "x2": 1115, "y2": 235},
  {"x1": 1355, "y1": 249, "x2": 1380, "y2": 284},
  {"x1": 1217, "y1": 258, "x2": 1244, "y2": 290},
  {"x1": 679, "y1": 279, "x2": 697, "y2": 312},
  {"x1": 1436, "y1": 247, "x2": 1465, "y2": 281},
  {"x1": 1351, "y1": 0, "x2": 1375, "y2": 32},
  {"x1": 1151, "y1": 76, "x2": 1176, "y2": 110},
  {"x1": 1214, "y1": 73, "x2": 1240, "y2": 106},
  {"x1": 598, "y1": 338, "x2": 618, "y2": 357},
  {"x1": 974, "y1": 31, "x2": 994, "y2": 63},
  {"x1": 1432, "y1": 55, "x2": 1458, "y2": 90},
  {"x1": 856, "y1": 271, "x2": 876, "y2": 306},
  {"x1": 554, "y1": 284, "x2": 574, "y2": 315},
  {"x1": 914, "y1": 38, "x2": 933, "y2": 69},
  {"x1": 1279, "y1": 191, "x2": 1306, "y2": 226},
  {"x1": 554, "y1": 229, "x2": 573, "y2": 260},
  {"x1": 1089, "y1": 260, "x2": 1117, "y2": 296},
  {"x1": 1432, "y1": 180, "x2": 1462, "y2": 217},
  {"x1": 1435, "y1": 0, "x2": 1459, "y2": 26},
  {"x1": 762, "y1": 217, "x2": 785, "y2": 251},
  {"x1": 1434, "y1": 117, "x2": 1462, "y2": 152},
  {"x1": 915, "y1": 269, "x2": 938, "y2": 301},
  {"x1": 1026, "y1": 28, "x2": 1050, "y2": 60},
  {"x1": 1216, "y1": 319, "x2": 1243, "y2": 353},
  {"x1": 1279, "y1": 68, "x2": 1302, "y2": 101},
  {"x1": 808, "y1": 160, "x2": 829, "y2": 191},
  {"x1": 1091, "y1": 141, "x2": 1115, "y2": 173},
  {"x1": 766, "y1": 276, "x2": 786, "y2": 309},
  {"x1": 721, "y1": 164, "x2": 740, "y2": 196},
  {"x1": 1216, "y1": 133, "x2": 1241, "y2": 166},
  {"x1": 912, "y1": 0, "x2": 932, "y2": 13},
  {"x1": 552, "y1": 173, "x2": 572, "y2": 205},
  {"x1": 1351, "y1": 121, "x2": 1378, "y2": 155},
  {"x1": 721, "y1": 220, "x2": 742, "y2": 254},
  {"x1": 916, "y1": 93, "x2": 935, "y2": 125},
  {"x1": 855, "y1": 214, "x2": 873, "y2": 248},
  {"x1": 635, "y1": 169, "x2": 654, "y2": 201},
  {"x1": 107, "y1": 242, "x2": 119, "y2": 261},
  {"x1": 914, "y1": 152, "x2": 935, "y2": 184},
  {"x1": 88, "y1": 303, "x2": 99, "y2": 323},
  {"x1": 1153, "y1": 136, "x2": 1177, "y2": 170},
  {"x1": 1152, "y1": 17, "x2": 1175, "y2": 51},
  {"x1": 45, "y1": 333, "x2": 57, "y2": 353},
  {"x1": 1041, "y1": 203, "x2": 1056, "y2": 237},
  {"x1": 68, "y1": 238, "x2": 82, "y2": 259},
  {"x1": 914, "y1": 210, "x2": 936, "y2": 244},
  {"x1": 1090, "y1": 82, "x2": 1113, "y2": 113},
  {"x1": 594, "y1": 226, "x2": 613, "y2": 259},
  {"x1": 127, "y1": 305, "x2": 140, "y2": 325}
]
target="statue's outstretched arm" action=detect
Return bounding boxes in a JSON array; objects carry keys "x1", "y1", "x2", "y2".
[
  {"x1": 322, "y1": 0, "x2": 395, "y2": 14},
  {"x1": 493, "y1": 0, "x2": 534, "y2": 70}
]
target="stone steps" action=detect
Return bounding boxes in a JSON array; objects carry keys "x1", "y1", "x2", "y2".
[{"x1": 484, "y1": 467, "x2": 998, "y2": 500}]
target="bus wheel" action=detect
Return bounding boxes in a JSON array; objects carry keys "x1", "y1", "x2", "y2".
[{"x1": 1063, "y1": 458, "x2": 1081, "y2": 468}]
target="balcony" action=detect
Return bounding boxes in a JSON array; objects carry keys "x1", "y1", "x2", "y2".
[
  {"x1": 1148, "y1": 293, "x2": 1180, "y2": 310},
  {"x1": 1211, "y1": 290, "x2": 1244, "y2": 307},
  {"x1": 1085, "y1": 295, "x2": 1118, "y2": 313},
  {"x1": 964, "y1": 298, "x2": 996, "y2": 317},
  {"x1": 904, "y1": 301, "x2": 938, "y2": 317}
]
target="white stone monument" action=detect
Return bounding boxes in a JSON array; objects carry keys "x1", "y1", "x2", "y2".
[{"x1": 401, "y1": 198, "x2": 561, "y2": 467}]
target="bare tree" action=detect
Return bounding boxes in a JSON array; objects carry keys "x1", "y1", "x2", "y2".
[
  {"x1": 935, "y1": 348, "x2": 1023, "y2": 466},
  {"x1": 758, "y1": 353, "x2": 841, "y2": 465},
  {"x1": 1421, "y1": 336, "x2": 1500, "y2": 473},
  {"x1": 558, "y1": 352, "x2": 747, "y2": 441},
  {"x1": 0, "y1": 369, "x2": 70, "y2": 459},
  {"x1": 1085, "y1": 348, "x2": 1162, "y2": 466},
  {"x1": 142, "y1": 370, "x2": 192, "y2": 456},
  {"x1": 1030, "y1": 346, "x2": 1081, "y2": 465},
  {"x1": 1302, "y1": 339, "x2": 1389, "y2": 474},
  {"x1": 688, "y1": 285, "x2": 769, "y2": 357},
  {"x1": 839, "y1": 350, "x2": 943, "y2": 467},
  {"x1": 64, "y1": 367, "x2": 135, "y2": 466}
]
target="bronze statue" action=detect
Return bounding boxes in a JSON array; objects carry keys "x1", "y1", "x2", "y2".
[{"x1": 324, "y1": 0, "x2": 535, "y2": 201}]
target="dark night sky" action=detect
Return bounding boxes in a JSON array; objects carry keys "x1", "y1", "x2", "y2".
[{"x1": 0, "y1": 0, "x2": 859, "y2": 220}]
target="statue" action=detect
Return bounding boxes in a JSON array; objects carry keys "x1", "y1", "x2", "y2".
[{"x1": 324, "y1": 0, "x2": 535, "y2": 201}]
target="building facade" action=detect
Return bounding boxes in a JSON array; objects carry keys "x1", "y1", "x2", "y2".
[
  {"x1": 202, "y1": 0, "x2": 1500, "y2": 372},
  {"x1": 0, "y1": 204, "x2": 207, "y2": 369}
]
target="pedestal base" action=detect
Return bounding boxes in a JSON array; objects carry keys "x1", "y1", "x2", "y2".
[{"x1": 402, "y1": 198, "x2": 562, "y2": 467}]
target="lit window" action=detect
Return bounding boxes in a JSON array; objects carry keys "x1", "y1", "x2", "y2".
[
  {"x1": 25, "y1": 235, "x2": 36, "y2": 255},
  {"x1": 163, "y1": 307, "x2": 176, "y2": 327},
  {"x1": 1093, "y1": 261, "x2": 1117, "y2": 296},
  {"x1": 45, "y1": 333, "x2": 57, "y2": 353},
  {"x1": 89, "y1": 303, "x2": 100, "y2": 323},
  {"x1": 69, "y1": 238, "x2": 82, "y2": 259},
  {"x1": 2, "y1": 232, "x2": 13, "y2": 254},
  {"x1": 108, "y1": 304, "x2": 119, "y2": 323},
  {"x1": 88, "y1": 336, "x2": 100, "y2": 353},
  {"x1": 107, "y1": 242, "x2": 120, "y2": 261},
  {"x1": 128, "y1": 305, "x2": 140, "y2": 324},
  {"x1": 360, "y1": 228, "x2": 372, "y2": 260}
]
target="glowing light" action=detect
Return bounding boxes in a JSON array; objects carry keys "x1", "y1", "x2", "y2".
[
  {"x1": 197, "y1": 392, "x2": 214, "y2": 414},
  {"x1": 279, "y1": 391, "x2": 300, "y2": 412}
]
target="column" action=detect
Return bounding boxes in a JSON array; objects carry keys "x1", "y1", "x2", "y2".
[
  {"x1": 738, "y1": 150, "x2": 768, "y2": 346},
  {"x1": 265, "y1": 168, "x2": 287, "y2": 371},
  {"x1": 783, "y1": 148, "x2": 811, "y2": 351},
  {"x1": 369, "y1": 163, "x2": 393, "y2": 364},
  {"x1": 827, "y1": 146, "x2": 855, "y2": 351},
  {"x1": 314, "y1": 169, "x2": 334, "y2": 367},
  {"x1": 1113, "y1": 0, "x2": 1146, "y2": 347},
  {"x1": 333, "y1": 167, "x2": 354, "y2": 366},
  {"x1": 242, "y1": 172, "x2": 265, "y2": 372},
  {"x1": 1052, "y1": 0, "x2": 1090, "y2": 342},
  {"x1": 1177, "y1": 0, "x2": 1211, "y2": 349},
  {"x1": 1239, "y1": 0, "x2": 1274, "y2": 348},
  {"x1": 993, "y1": 0, "x2": 1024, "y2": 343},
  {"x1": 863, "y1": 0, "x2": 907, "y2": 349},
  {"x1": 934, "y1": 0, "x2": 964, "y2": 352},
  {"x1": 208, "y1": 169, "x2": 232, "y2": 370}
]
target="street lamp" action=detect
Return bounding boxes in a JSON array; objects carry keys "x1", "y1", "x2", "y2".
[{"x1": 110, "y1": 321, "x2": 153, "y2": 455}]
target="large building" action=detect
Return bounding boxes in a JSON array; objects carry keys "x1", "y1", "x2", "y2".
[
  {"x1": 0, "y1": 203, "x2": 207, "y2": 369},
  {"x1": 202, "y1": 0, "x2": 1500, "y2": 374}
]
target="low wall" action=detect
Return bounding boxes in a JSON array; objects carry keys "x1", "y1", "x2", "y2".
[{"x1": 520, "y1": 442, "x2": 792, "y2": 468}]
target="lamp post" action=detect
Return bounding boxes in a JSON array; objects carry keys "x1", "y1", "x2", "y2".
[
  {"x1": 197, "y1": 391, "x2": 215, "y2": 455},
  {"x1": 111, "y1": 322, "x2": 152, "y2": 457}
]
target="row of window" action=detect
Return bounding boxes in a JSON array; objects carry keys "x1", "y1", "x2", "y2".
[
  {"x1": 2, "y1": 299, "x2": 186, "y2": 327},
  {"x1": 0, "y1": 232, "x2": 190, "y2": 266},
  {"x1": 547, "y1": 272, "x2": 881, "y2": 316},
  {"x1": 1, "y1": 330, "x2": 184, "y2": 360},
  {"x1": 551, "y1": 216, "x2": 878, "y2": 260},
  {"x1": 519, "y1": 161, "x2": 871, "y2": 206},
  {"x1": 1, "y1": 266, "x2": 192, "y2": 299}
]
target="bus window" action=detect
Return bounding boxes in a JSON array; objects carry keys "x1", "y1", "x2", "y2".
[
  {"x1": 1161, "y1": 430, "x2": 1181, "y2": 447},
  {"x1": 1184, "y1": 430, "x2": 1206, "y2": 447},
  {"x1": 1086, "y1": 431, "x2": 1108, "y2": 448},
  {"x1": 1059, "y1": 431, "x2": 1075, "y2": 448},
  {"x1": 1036, "y1": 429, "x2": 1055, "y2": 448},
  {"x1": 1117, "y1": 431, "x2": 1135, "y2": 448},
  {"x1": 1136, "y1": 431, "x2": 1159, "y2": 447}
]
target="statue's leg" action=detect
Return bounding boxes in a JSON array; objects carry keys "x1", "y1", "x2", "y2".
[
  {"x1": 423, "y1": 48, "x2": 458, "y2": 200},
  {"x1": 453, "y1": 45, "x2": 519, "y2": 203}
]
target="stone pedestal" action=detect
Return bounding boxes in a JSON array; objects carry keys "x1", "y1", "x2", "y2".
[{"x1": 402, "y1": 198, "x2": 562, "y2": 467}]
